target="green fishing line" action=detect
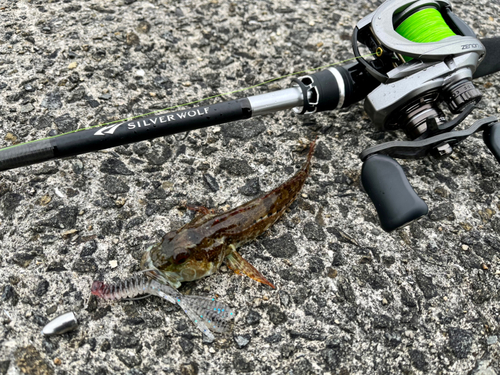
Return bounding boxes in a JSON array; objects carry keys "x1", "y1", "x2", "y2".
[
  {"x1": 396, "y1": 8, "x2": 456, "y2": 43},
  {"x1": 396, "y1": 8, "x2": 456, "y2": 61}
]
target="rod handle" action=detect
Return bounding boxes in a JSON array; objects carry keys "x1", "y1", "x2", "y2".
[
  {"x1": 361, "y1": 154, "x2": 428, "y2": 232},
  {"x1": 483, "y1": 122, "x2": 500, "y2": 164}
]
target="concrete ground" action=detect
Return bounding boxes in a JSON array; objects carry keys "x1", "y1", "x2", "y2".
[{"x1": 0, "y1": 0, "x2": 499, "y2": 374}]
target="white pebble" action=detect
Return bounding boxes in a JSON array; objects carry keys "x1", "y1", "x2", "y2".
[
  {"x1": 487, "y1": 336, "x2": 498, "y2": 345},
  {"x1": 54, "y1": 188, "x2": 66, "y2": 198},
  {"x1": 135, "y1": 69, "x2": 145, "y2": 78},
  {"x1": 405, "y1": 330, "x2": 415, "y2": 339}
]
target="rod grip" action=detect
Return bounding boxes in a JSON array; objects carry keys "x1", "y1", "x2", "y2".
[
  {"x1": 0, "y1": 140, "x2": 55, "y2": 171},
  {"x1": 361, "y1": 154, "x2": 428, "y2": 232},
  {"x1": 474, "y1": 38, "x2": 500, "y2": 78},
  {"x1": 483, "y1": 122, "x2": 500, "y2": 164}
]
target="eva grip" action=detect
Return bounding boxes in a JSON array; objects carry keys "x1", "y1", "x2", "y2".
[
  {"x1": 474, "y1": 38, "x2": 500, "y2": 78},
  {"x1": 483, "y1": 122, "x2": 500, "y2": 164},
  {"x1": 361, "y1": 154, "x2": 428, "y2": 232},
  {"x1": 0, "y1": 139, "x2": 55, "y2": 171}
]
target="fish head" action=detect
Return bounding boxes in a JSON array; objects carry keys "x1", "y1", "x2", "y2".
[
  {"x1": 140, "y1": 229, "x2": 213, "y2": 287},
  {"x1": 139, "y1": 243, "x2": 181, "y2": 288}
]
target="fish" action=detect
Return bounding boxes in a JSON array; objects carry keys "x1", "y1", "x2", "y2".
[
  {"x1": 140, "y1": 140, "x2": 316, "y2": 290},
  {"x1": 91, "y1": 139, "x2": 316, "y2": 338}
]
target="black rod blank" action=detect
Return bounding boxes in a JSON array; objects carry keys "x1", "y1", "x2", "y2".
[{"x1": 0, "y1": 98, "x2": 252, "y2": 171}]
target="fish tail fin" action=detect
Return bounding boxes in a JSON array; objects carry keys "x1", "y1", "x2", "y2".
[
  {"x1": 301, "y1": 138, "x2": 317, "y2": 175},
  {"x1": 225, "y1": 250, "x2": 276, "y2": 289}
]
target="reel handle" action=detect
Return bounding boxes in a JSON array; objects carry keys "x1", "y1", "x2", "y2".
[
  {"x1": 361, "y1": 154, "x2": 428, "y2": 232},
  {"x1": 483, "y1": 122, "x2": 500, "y2": 164}
]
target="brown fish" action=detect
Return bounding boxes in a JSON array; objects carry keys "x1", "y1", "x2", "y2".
[{"x1": 140, "y1": 140, "x2": 316, "y2": 289}]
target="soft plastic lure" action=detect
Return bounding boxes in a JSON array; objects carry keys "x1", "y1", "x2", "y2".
[{"x1": 91, "y1": 274, "x2": 233, "y2": 340}]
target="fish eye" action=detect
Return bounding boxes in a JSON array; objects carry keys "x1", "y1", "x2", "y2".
[{"x1": 172, "y1": 250, "x2": 189, "y2": 265}]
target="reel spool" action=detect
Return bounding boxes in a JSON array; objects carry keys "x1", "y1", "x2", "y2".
[{"x1": 395, "y1": 7, "x2": 457, "y2": 54}]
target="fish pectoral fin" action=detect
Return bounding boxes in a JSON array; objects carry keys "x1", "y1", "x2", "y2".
[{"x1": 225, "y1": 251, "x2": 276, "y2": 289}]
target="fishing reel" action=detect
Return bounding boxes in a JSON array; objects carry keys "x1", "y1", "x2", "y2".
[
  {"x1": 352, "y1": 0, "x2": 500, "y2": 231},
  {"x1": 354, "y1": 0, "x2": 484, "y2": 136}
]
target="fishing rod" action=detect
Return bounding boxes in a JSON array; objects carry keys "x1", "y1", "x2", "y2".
[
  {"x1": 1, "y1": 0, "x2": 499, "y2": 231},
  {"x1": 0, "y1": 58, "x2": 377, "y2": 171}
]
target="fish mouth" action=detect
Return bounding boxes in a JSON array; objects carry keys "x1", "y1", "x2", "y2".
[
  {"x1": 143, "y1": 268, "x2": 182, "y2": 289},
  {"x1": 140, "y1": 250, "x2": 182, "y2": 288}
]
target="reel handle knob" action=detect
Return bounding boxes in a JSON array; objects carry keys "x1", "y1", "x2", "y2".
[
  {"x1": 483, "y1": 122, "x2": 500, "y2": 164},
  {"x1": 361, "y1": 154, "x2": 428, "y2": 232}
]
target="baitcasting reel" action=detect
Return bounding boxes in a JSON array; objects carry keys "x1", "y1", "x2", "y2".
[
  {"x1": 354, "y1": 0, "x2": 485, "y2": 137},
  {"x1": 352, "y1": 0, "x2": 500, "y2": 231}
]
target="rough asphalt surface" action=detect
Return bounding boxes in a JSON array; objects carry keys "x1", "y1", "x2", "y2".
[{"x1": 1, "y1": 1, "x2": 500, "y2": 374}]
